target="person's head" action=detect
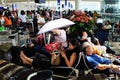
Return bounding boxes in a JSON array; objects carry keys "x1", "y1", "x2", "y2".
[
  {"x1": 82, "y1": 31, "x2": 88, "y2": 38},
  {"x1": 52, "y1": 29, "x2": 61, "y2": 35},
  {"x1": 12, "y1": 11, "x2": 17, "y2": 17},
  {"x1": 105, "y1": 20, "x2": 110, "y2": 25},
  {"x1": 94, "y1": 11, "x2": 97, "y2": 14},
  {"x1": 4, "y1": 11, "x2": 11, "y2": 17},
  {"x1": 41, "y1": 10, "x2": 46, "y2": 17},
  {"x1": 68, "y1": 38, "x2": 80, "y2": 50},
  {"x1": 84, "y1": 45, "x2": 93, "y2": 55},
  {"x1": 20, "y1": 10, "x2": 25, "y2": 15},
  {"x1": 0, "y1": 11, "x2": 3, "y2": 17}
]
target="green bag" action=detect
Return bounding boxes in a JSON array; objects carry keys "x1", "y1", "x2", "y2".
[{"x1": 0, "y1": 26, "x2": 5, "y2": 31}]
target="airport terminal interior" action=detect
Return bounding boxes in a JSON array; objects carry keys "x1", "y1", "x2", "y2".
[{"x1": 0, "y1": 0, "x2": 120, "y2": 80}]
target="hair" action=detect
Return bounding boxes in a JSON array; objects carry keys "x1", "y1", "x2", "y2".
[
  {"x1": 67, "y1": 38, "x2": 81, "y2": 56},
  {"x1": 41, "y1": 10, "x2": 46, "y2": 17},
  {"x1": 21, "y1": 10, "x2": 25, "y2": 15},
  {"x1": 82, "y1": 45, "x2": 89, "y2": 53},
  {"x1": 4, "y1": 11, "x2": 11, "y2": 19},
  {"x1": 81, "y1": 42, "x2": 92, "y2": 54},
  {"x1": 68, "y1": 38, "x2": 80, "y2": 49},
  {"x1": 0, "y1": 11, "x2": 3, "y2": 16}
]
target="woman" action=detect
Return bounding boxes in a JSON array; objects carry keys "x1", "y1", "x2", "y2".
[
  {"x1": 20, "y1": 50, "x2": 51, "y2": 69},
  {"x1": 52, "y1": 29, "x2": 67, "y2": 48},
  {"x1": 37, "y1": 11, "x2": 46, "y2": 30},
  {"x1": 18, "y1": 10, "x2": 27, "y2": 29},
  {"x1": 4, "y1": 11, "x2": 12, "y2": 28},
  {"x1": 11, "y1": 11, "x2": 21, "y2": 30},
  {"x1": 102, "y1": 20, "x2": 112, "y2": 42},
  {"x1": 81, "y1": 31, "x2": 116, "y2": 55},
  {"x1": 10, "y1": 46, "x2": 51, "y2": 69},
  {"x1": 102, "y1": 20, "x2": 112, "y2": 30},
  {"x1": 60, "y1": 38, "x2": 81, "y2": 67}
]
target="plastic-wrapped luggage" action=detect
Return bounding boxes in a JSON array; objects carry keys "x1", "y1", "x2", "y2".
[
  {"x1": 0, "y1": 43, "x2": 12, "y2": 60},
  {"x1": 0, "y1": 60, "x2": 53, "y2": 80}
]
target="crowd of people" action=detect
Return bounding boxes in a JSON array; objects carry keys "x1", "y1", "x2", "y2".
[{"x1": 0, "y1": 8, "x2": 120, "y2": 79}]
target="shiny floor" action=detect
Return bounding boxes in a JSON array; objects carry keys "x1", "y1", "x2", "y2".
[{"x1": 110, "y1": 42, "x2": 120, "y2": 55}]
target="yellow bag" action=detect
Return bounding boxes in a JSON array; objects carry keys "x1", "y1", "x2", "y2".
[{"x1": 51, "y1": 52, "x2": 60, "y2": 65}]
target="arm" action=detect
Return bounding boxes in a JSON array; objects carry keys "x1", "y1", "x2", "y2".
[
  {"x1": 97, "y1": 64, "x2": 112, "y2": 70},
  {"x1": 37, "y1": 17, "x2": 46, "y2": 25},
  {"x1": 97, "y1": 64, "x2": 119, "y2": 71},
  {"x1": 38, "y1": 22, "x2": 45, "y2": 25},
  {"x1": 52, "y1": 29, "x2": 61, "y2": 36},
  {"x1": 96, "y1": 38, "x2": 101, "y2": 45},
  {"x1": 61, "y1": 52, "x2": 77, "y2": 67}
]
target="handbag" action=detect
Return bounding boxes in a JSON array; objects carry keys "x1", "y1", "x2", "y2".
[{"x1": 51, "y1": 51, "x2": 60, "y2": 65}]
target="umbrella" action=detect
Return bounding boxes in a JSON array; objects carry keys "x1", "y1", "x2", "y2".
[{"x1": 38, "y1": 18, "x2": 75, "y2": 34}]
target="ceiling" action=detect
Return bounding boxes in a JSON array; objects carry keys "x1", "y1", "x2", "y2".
[
  {"x1": 1, "y1": 0, "x2": 100, "y2": 4},
  {"x1": 4, "y1": 0, "x2": 75, "y2": 3},
  {"x1": 5, "y1": 0, "x2": 34, "y2": 3}
]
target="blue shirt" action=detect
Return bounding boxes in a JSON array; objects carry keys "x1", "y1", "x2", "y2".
[{"x1": 86, "y1": 54, "x2": 112, "y2": 69}]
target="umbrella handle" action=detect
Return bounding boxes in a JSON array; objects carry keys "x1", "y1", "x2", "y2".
[
  {"x1": 43, "y1": 33, "x2": 46, "y2": 45},
  {"x1": 47, "y1": 33, "x2": 51, "y2": 44}
]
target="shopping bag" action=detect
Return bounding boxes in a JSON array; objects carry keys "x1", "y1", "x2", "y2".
[{"x1": 51, "y1": 52, "x2": 60, "y2": 65}]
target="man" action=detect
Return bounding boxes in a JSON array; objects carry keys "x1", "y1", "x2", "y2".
[{"x1": 84, "y1": 44, "x2": 120, "y2": 75}]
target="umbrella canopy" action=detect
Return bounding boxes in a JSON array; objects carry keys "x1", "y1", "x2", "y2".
[{"x1": 38, "y1": 18, "x2": 75, "y2": 34}]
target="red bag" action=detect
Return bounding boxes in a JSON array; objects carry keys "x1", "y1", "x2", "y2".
[{"x1": 45, "y1": 42, "x2": 61, "y2": 53}]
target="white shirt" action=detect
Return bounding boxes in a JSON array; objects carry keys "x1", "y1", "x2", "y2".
[
  {"x1": 54, "y1": 29, "x2": 67, "y2": 47},
  {"x1": 18, "y1": 14, "x2": 27, "y2": 22},
  {"x1": 0, "y1": 17, "x2": 5, "y2": 26},
  {"x1": 103, "y1": 24, "x2": 112, "y2": 29},
  {"x1": 37, "y1": 15, "x2": 46, "y2": 29}
]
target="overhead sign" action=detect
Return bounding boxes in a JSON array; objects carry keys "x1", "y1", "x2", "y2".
[
  {"x1": 65, "y1": 0, "x2": 67, "y2": 6},
  {"x1": 57, "y1": 0, "x2": 60, "y2": 5},
  {"x1": 12, "y1": 4, "x2": 17, "y2": 11}
]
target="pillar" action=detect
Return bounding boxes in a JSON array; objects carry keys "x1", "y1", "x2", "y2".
[
  {"x1": 75, "y1": 0, "x2": 81, "y2": 10},
  {"x1": 1, "y1": 0, "x2": 5, "y2": 4}
]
